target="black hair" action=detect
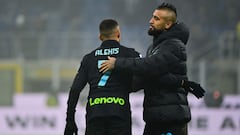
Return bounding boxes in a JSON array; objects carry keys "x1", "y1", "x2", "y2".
[
  {"x1": 99, "y1": 19, "x2": 119, "y2": 38},
  {"x1": 157, "y1": 2, "x2": 177, "y2": 17}
]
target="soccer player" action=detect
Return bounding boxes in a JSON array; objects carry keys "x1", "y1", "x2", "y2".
[
  {"x1": 63, "y1": 19, "x2": 140, "y2": 135},
  {"x1": 100, "y1": 3, "x2": 205, "y2": 135}
]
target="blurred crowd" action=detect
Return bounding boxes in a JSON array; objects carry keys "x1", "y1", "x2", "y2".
[{"x1": 0, "y1": 0, "x2": 240, "y2": 94}]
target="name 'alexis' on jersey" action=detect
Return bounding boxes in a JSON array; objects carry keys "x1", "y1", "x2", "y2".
[{"x1": 95, "y1": 48, "x2": 119, "y2": 56}]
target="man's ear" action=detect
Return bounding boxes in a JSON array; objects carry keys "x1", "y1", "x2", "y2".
[
  {"x1": 99, "y1": 34, "x2": 103, "y2": 41},
  {"x1": 165, "y1": 21, "x2": 173, "y2": 29},
  {"x1": 117, "y1": 33, "x2": 120, "y2": 39},
  {"x1": 116, "y1": 29, "x2": 121, "y2": 41}
]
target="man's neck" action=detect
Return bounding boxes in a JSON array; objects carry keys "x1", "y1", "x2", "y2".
[{"x1": 102, "y1": 38, "x2": 119, "y2": 42}]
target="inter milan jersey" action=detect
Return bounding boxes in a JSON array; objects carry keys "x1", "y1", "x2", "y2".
[{"x1": 69, "y1": 40, "x2": 140, "y2": 121}]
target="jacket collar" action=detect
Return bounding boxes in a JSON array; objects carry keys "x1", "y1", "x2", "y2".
[
  {"x1": 153, "y1": 22, "x2": 190, "y2": 46},
  {"x1": 100, "y1": 40, "x2": 120, "y2": 47}
]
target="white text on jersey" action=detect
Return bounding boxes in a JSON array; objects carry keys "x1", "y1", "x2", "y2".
[{"x1": 95, "y1": 48, "x2": 119, "y2": 56}]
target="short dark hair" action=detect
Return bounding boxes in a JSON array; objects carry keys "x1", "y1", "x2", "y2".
[
  {"x1": 99, "y1": 19, "x2": 119, "y2": 38},
  {"x1": 157, "y1": 3, "x2": 177, "y2": 23},
  {"x1": 157, "y1": 3, "x2": 177, "y2": 16}
]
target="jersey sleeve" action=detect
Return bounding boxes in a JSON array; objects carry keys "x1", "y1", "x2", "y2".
[
  {"x1": 66, "y1": 56, "x2": 88, "y2": 116},
  {"x1": 131, "y1": 75, "x2": 145, "y2": 92}
]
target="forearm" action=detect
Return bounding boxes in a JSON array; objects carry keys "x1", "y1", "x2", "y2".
[
  {"x1": 66, "y1": 72, "x2": 86, "y2": 118},
  {"x1": 115, "y1": 54, "x2": 179, "y2": 75},
  {"x1": 67, "y1": 88, "x2": 80, "y2": 113}
]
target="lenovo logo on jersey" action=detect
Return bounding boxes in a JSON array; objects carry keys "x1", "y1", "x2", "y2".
[
  {"x1": 89, "y1": 97, "x2": 125, "y2": 106},
  {"x1": 95, "y1": 48, "x2": 119, "y2": 56}
]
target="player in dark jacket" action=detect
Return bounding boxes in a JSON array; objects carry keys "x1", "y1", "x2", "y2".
[
  {"x1": 100, "y1": 3, "x2": 205, "y2": 135},
  {"x1": 64, "y1": 19, "x2": 140, "y2": 135}
]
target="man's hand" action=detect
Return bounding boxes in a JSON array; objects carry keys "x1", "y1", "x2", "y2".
[
  {"x1": 182, "y1": 80, "x2": 206, "y2": 99},
  {"x1": 99, "y1": 56, "x2": 116, "y2": 73},
  {"x1": 64, "y1": 120, "x2": 78, "y2": 135}
]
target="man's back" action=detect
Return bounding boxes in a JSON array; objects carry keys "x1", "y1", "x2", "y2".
[
  {"x1": 81, "y1": 40, "x2": 140, "y2": 121},
  {"x1": 64, "y1": 19, "x2": 139, "y2": 135}
]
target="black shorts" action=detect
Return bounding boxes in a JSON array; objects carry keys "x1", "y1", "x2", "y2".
[
  {"x1": 85, "y1": 116, "x2": 131, "y2": 135},
  {"x1": 143, "y1": 122, "x2": 188, "y2": 135}
]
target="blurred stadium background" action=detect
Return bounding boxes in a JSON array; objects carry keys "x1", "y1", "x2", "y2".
[{"x1": 0, "y1": 0, "x2": 240, "y2": 135}]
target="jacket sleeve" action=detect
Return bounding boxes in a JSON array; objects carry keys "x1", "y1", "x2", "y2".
[
  {"x1": 115, "y1": 44, "x2": 181, "y2": 76},
  {"x1": 131, "y1": 75, "x2": 145, "y2": 92},
  {"x1": 66, "y1": 57, "x2": 88, "y2": 118}
]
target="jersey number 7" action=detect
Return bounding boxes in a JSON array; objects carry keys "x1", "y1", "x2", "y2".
[{"x1": 98, "y1": 60, "x2": 112, "y2": 87}]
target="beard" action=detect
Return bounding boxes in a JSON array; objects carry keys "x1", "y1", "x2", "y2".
[{"x1": 148, "y1": 27, "x2": 164, "y2": 36}]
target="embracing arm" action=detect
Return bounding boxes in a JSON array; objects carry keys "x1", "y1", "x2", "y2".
[
  {"x1": 100, "y1": 41, "x2": 181, "y2": 76},
  {"x1": 115, "y1": 49, "x2": 180, "y2": 75},
  {"x1": 99, "y1": 52, "x2": 180, "y2": 76}
]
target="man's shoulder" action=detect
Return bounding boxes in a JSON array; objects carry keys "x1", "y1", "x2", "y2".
[
  {"x1": 83, "y1": 46, "x2": 102, "y2": 58},
  {"x1": 152, "y1": 38, "x2": 185, "y2": 54},
  {"x1": 119, "y1": 45, "x2": 140, "y2": 58},
  {"x1": 80, "y1": 50, "x2": 96, "y2": 64},
  {"x1": 119, "y1": 44, "x2": 133, "y2": 50},
  {"x1": 160, "y1": 38, "x2": 185, "y2": 48},
  {"x1": 120, "y1": 44, "x2": 140, "y2": 52}
]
